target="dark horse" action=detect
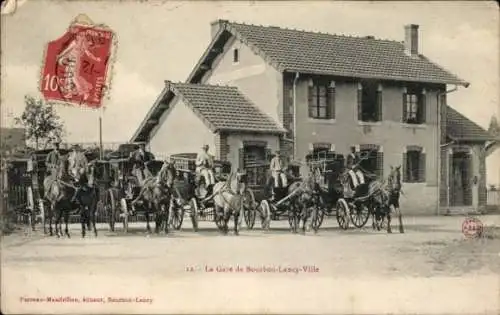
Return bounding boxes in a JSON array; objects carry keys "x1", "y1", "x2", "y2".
[
  {"x1": 131, "y1": 161, "x2": 176, "y2": 234},
  {"x1": 43, "y1": 158, "x2": 99, "y2": 238},
  {"x1": 376, "y1": 165, "x2": 404, "y2": 233}
]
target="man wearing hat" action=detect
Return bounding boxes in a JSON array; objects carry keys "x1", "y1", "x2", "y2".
[
  {"x1": 46, "y1": 142, "x2": 62, "y2": 176},
  {"x1": 196, "y1": 144, "x2": 215, "y2": 188},
  {"x1": 345, "y1": 146, "x2": 365, "y2": 196},
  {"x1": 129, "y1": 142, "x2": 154, "y2": 185},
  {"x1": 68, "y1": 144, "x2": 89, "y2": 202},
  {"x1": 270, "y1": 150, "x2": 287, "y2": 188}
]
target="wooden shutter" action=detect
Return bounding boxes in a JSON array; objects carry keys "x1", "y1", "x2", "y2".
[
  {"x1": 308, "y1": 85, "x2": 314, "y2": 118},
  {"x1": 377, "y1": 89, "x2": 383, "y2": 121},
  {"x1": 327, "y1": 86, "x2": 335, "y2": 119},
  {"x1": 376, "y1": 151, "x2": 384, "y2": 178},
  {"x1": 238, "y1": 148, "x2": 244, "y2": 172},
  {"x1": 418, "y1": 91, "x2": 427, "y2": 124},
  {"x1": 357, "y1": 84, "x2": 363, "y2": 121},
  {"x1": 402, "y1": 90, "x2": 408, "y2": 123},
  {"x1": 418, "y1": 152, "x2": 426, "y2": 182},
  {"x1": 402, "y1": 152, "x2": 408, "y2": 182}
]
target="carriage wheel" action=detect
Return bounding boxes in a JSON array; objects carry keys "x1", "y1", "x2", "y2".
[
  {"x1": 350, "y1": 203, "x2": 370, "y2": 228},
  {"x1": 310, "y1": 205, "x2": 325, "y2": 233},
  {"x1": 311, "y1": 195, "x2": 326, "y2": 231},
  {"x1": 189, "y1": 198, "x2": 199, "y2": 232},
  {"x1": 259, "y1": 200, "x2": 271, "y2": 230},
  {"x1": 336, "y1": 199, "x2": 350, "y2": 230},
  {"x1": 120, "y1": 198, "x2": 128, "y2": 233},
  {"x1": 170, "y1": 199, "x2": 184, "y2": 230},
  {"x1": 242, "y1": 189, "x2": 256, "y2": 230}
]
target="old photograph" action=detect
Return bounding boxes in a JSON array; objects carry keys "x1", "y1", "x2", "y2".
[{"x1": 1, "y1": 1, "x2": 499, "y2": 314}]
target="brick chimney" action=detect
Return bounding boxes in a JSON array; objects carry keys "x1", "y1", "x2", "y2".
[
  {"x1": 404, "y1": 24, "x2": 419, "y2": 56},
  {"x1": 210, "y1": 19, "x2": 228, "y2": 39}
]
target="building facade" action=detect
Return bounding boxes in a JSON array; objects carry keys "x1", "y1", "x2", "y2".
[{"x1": 133, "y1": 20, "x2": 496, "y2": 214}]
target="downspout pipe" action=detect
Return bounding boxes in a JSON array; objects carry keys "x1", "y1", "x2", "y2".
[
  {"x1": 292, "y1": 72, "x2": 300, "y2": 160},
  {"x1": 436, "y1": 84, "x2": 462, "y2": 215}
]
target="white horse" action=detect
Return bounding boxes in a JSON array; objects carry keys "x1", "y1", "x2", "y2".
[{"x1": 212, "y1": 171, "x2": 247, "y2": 235}]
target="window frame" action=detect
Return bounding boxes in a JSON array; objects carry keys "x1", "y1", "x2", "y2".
[
  {"x1": 403, "y1": 86, "x2": 426, "y2": 125},
  {"x1": 308, "y1": 80, "x2": 335, "y2": 120},
  {"x1": 403, "y1": 146, "x2": 426, "y2": 183},
  {"x1": 358, "y1": 81, "x2": 382, "y2": 123}
]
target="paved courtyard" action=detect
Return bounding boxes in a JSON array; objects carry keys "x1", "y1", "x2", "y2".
[{"x1": 1, "y1": 215, "x2": 499, "y2": 314}]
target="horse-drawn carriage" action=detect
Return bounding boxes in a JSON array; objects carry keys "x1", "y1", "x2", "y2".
[
  {"x1": 168, "y1": 153, "x2": 257, "y2": 233},
  {"x1": 257, "y1": 161, "x2": 318, "y2": 233},
  {"x1": 307, "y1": 150, "x2": 401, "y2": 232},
  {"x1": 101, "y1": 157, "x2": 175, "y2": 233}
]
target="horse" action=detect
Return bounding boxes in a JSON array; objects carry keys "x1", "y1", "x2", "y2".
[
  {"x1": 42, "y1": 157, "x2": 99, "y2": 238},
  {"x1": 261, "y1": 168, "x2": 316, "y2": 233},
  {"x1": 212, "y1": 170, "x2": 247, "y2": 235},
  {"x1": 377, "y1": 165, "x2": 404, "y2": 234},
  {"x1": 131, "y1": 161, "x2": 176, "y2": 234}
]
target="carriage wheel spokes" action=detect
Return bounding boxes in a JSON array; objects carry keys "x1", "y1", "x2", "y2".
[
  {"x1": 350, "y1": 203, "x2": 370, "y2": 228},
  {"x1": 242, "y1": 189, "x2": 256, "y2": 230},
  {"x1": 170, "y1": 199, "x2": 184, "y2": 230},
  {"x1": 336, "y1": 199, "x2": 350, "y2": 230}
]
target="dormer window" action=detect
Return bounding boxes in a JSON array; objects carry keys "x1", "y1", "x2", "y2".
[{"x1": 233, "y1": 48, "x2": 239, "y2": 63}]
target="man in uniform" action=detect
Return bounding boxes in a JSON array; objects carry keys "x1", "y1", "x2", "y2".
[
  {"x1": 346, "y1": 146, "x2": 365, "y2": 197},
  {"x1": 68, "y1": 144, "x2": 89, "y2": 203},
  {"x1": 195, "y1": 145, "x2": 215, "y2": 192},
  {"x1": 270, "y1": 150, "x2": 288, "y2": 188},
  {"x1": 129, "y1": 143, "x2": 154, "y2": 185},
  {"x1": 45, "y1": 142, "x2": 62, "y2": 176}
]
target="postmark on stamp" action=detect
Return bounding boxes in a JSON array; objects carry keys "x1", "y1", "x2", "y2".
[
  {"x1": 40, "y1": 14, "x2": 116, "y2": 109},
  {"x1": 462, "y1": 217, "x2": 484, "y2": 239}
]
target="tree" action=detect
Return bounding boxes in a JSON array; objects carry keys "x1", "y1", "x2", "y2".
[
  {"x1": 14, "y1": 96, "x2": 65, "y2": 149},
  {"x1": 488, "y1": 115, "x2": 500, "y2": 136}
]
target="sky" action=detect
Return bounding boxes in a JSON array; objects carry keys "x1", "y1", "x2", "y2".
[{"x1": 1, "y1": 0, "x2": 499, "y2": 182}]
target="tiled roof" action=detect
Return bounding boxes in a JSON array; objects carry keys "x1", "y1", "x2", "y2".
[
  {"x1": 446, "y1": 106, "x2": 495, "y2": 142},
  {"x1": 188, "y1": 21, "x2": 468, "y2": 86},
  {"x1": 171, "y1": 82, "x2": 284, "y2": 133}
]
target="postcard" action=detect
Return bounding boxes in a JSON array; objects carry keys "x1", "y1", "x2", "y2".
[{"x1": 1, "y1": 0, "x2": 499, "y2": 314}]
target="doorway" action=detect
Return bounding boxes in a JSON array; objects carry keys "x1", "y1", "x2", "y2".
[{"x1": 450, "y1": 151, "x2": 472, "y2": 206}]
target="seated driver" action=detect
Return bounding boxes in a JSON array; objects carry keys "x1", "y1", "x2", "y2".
[
  {"x1": 346, "y1": 147, "x2": 366, "y2": 196},
  {"x1": 270, "y1": 150, "x2": 288, "y2": 188},
  {"x1": 195, "y1": 144, "x2": 215, "y2": 191}
]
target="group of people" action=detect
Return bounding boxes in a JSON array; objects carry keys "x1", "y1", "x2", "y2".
[{"x1": 44, "y1": 140, "x2": 367, "y2": 202}]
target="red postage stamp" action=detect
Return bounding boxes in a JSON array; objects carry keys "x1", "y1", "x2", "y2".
[
  {"x1": 40, "y1": 15, "x2": 115, "y2": 109},
  {"x1": 462, "y1": 217, "x2": 484, "y2": 239}
]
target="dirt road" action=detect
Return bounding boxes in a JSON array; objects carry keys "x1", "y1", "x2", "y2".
[{"x1": 2, "y1": 215, "x2": 499, "y2": 314}]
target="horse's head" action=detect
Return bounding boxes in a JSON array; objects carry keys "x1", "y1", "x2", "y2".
[
  {"x1": 227, "y1": 169, "x2": 247, "y2": 195},
  {"x1": 388, "y1": 165, "x2": 402, "y2": 192}
]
